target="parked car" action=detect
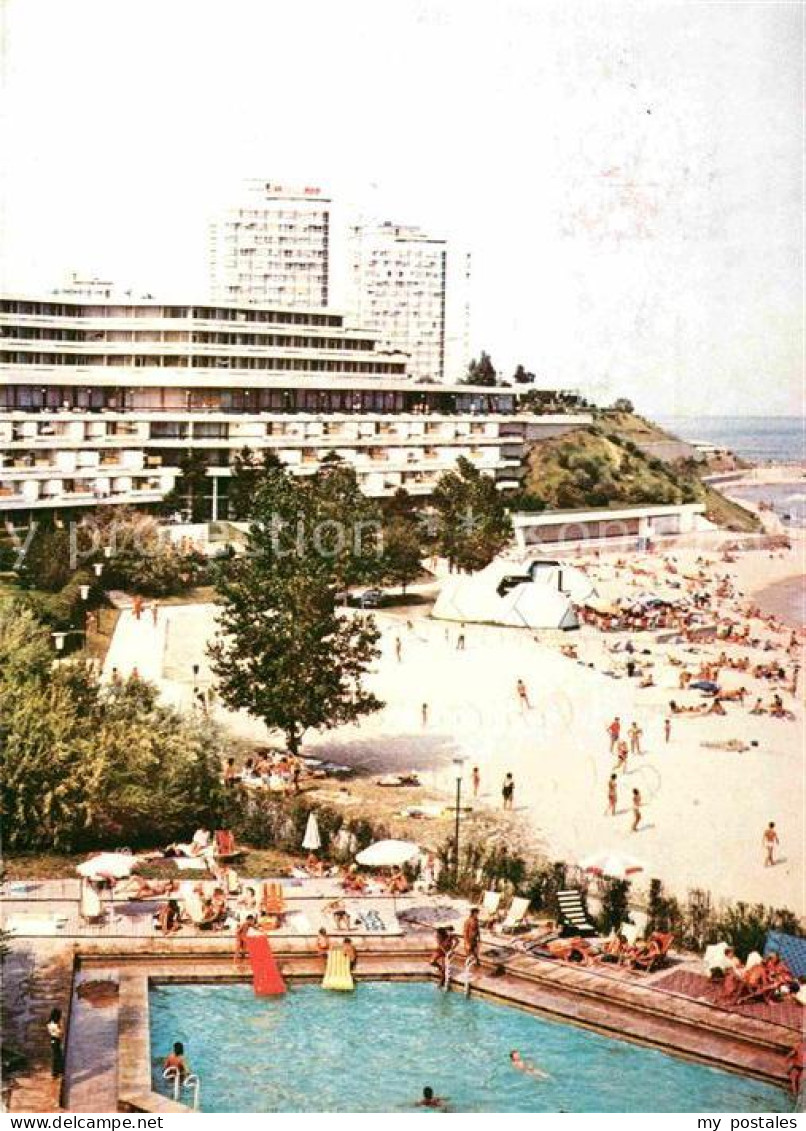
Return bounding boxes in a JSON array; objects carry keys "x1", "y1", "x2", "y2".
[{"x1": 357, "y1": 588, "x2": 384, "y2": 608}]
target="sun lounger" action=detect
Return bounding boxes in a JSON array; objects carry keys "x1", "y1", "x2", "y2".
[
  {"x1": 497, "y1": 896, "x2": 531, "y2": 935},
  {"x1": 625, "y1": 932, "x2": 674, "y2": 972},
  {"x1": 557, "y1": 889, "x2": 597, "y2": 937},
  {"x1": 479, "y1": 890, "x2": 502, "y2": 928},
  {"x1": 260, "y1": 882, "x2": 286, "y2": 917},
  {"x1": 214, "y1": 830, "x2": 244, "y2": 862}
]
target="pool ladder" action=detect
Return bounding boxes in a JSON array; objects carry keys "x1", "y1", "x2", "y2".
[
  {"x1": 442, "y1": 955, "x2": 474, "y2": 997},
  {"x1": 163, "y1": 1067, "x2": 201, "y2": 1110}
]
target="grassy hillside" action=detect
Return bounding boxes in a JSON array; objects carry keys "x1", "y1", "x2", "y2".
[{"x1": 518, "y1": 415, "x2": 760, "y2": 533}]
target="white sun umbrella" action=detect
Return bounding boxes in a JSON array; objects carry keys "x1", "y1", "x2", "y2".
[
  {"x1": 703, "y1": 941, "x2": 731, "y2": 975},
  {"x1": 77, "y1": 852, "x2": 139, "y2": 924},
  {"x1": 355, "y1": 839, "x2": 421, "y2": 868},
  {"x1": 580, "y1": 851, "x2": 645, "y2": 880},
  {"x1": 302, "y1": 813, "x2": 322, "y2": 852},
  {"x1": 76, "y1": 852, "x2": 139, "y2": 880}
]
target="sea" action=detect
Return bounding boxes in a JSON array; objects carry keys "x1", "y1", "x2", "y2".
[
  {"x1": 659, "y1": 414, "x2": 806, "y2": 528},
  {"x1": 659, "y1": 415, "x2": 805, "y2": 626},
  {"x1": 657, "y1": 415, "x2": 804, "y2": 465}
]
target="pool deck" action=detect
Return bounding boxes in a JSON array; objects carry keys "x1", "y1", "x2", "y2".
[{"x1": 4, "y1": 883, "x2": 800, "y2": 1112}]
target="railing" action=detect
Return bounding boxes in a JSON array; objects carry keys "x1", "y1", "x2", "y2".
[{"x1": 162, "y1": 1068, "x2": 201, "y2": 1110}]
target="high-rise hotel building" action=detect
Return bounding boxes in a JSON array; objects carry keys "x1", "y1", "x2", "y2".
[
  {"x1": 0, "y1": 296, "x2": 586, "y2": 522},
  {"x1": 208, "y1": 181, "x2": 331, "y2": 308},
  {"x1": 345, "y1": 222, "x2": 470, "y2": 384}
]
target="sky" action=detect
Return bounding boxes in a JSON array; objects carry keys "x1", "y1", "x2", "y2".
[{"x1": 0, "y1": 0, "x2": 802, "y2": 416}]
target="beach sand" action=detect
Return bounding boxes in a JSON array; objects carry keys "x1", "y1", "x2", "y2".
[{"x1": 112, "y1": 539, "x2": 804, "y2": 918}]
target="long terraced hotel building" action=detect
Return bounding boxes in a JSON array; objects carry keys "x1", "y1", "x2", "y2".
[{"x1": 0, "y1": 296, "x2": 588, "y2": 521}]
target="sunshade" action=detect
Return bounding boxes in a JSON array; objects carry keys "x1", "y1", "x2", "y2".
[
  {"x1": 355, "y1": 839, "x2": 421, "y2": 867},
  {"x1": 302, "y1": 813, "x2": 322, "y2": 852},
  {"x1": 580, "y1": 851, "x2": 644, "y2": 880},
  {"x1": 76, "y1": 852, "x2": 139, "y2": 881}
]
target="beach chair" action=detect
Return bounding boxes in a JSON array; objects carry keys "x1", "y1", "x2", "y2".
[
  {"x1": 214, "y1": 829, "x2": 244, "y2": 862},
  {"x1": 497, "y1": 896, "x2": 531, "y2": 935},
  {"x1": 261, "y1": 882, "x2": 286, "y2": 917},
  {"x1": 763, "y1": 931, "x2": 806, "y2": 979},
  {"x1": 627, "y1": 932, "x2": 674, "y2": 973},
  {"x1": 557, "y1": 889, "x2": 597, "y2": 937},
  {"x1": 79, "y1": 881, "x2": 105, "y2": 925},
  {"x1": 183, "y1": 889, "x2": 209, "y2": 927},
  {"x1": 479, "y1": 890, "x2": 502, "y2": 928}
]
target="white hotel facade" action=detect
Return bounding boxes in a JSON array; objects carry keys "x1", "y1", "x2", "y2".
[{"x1": 0, "y1": 295, "x2": 588, "y2": 523}]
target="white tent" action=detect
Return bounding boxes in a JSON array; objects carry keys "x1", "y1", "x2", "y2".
[{"x1": 432, "y1": 557, "x2": 591, "y2": 630}]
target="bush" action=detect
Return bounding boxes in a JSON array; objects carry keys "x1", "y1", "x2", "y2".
[{"x1": 598, "y1": 878, "x2": 631, "y2": 935}]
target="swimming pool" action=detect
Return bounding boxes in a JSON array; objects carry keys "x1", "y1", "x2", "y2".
[{"x1": 149, "y1": 982, "x2": 790, "y2": 1113}]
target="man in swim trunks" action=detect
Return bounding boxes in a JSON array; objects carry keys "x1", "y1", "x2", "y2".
[
  {"x1": 606, "y1": 774, "x2": 617, "y2": 817},
  {"x1": 607, "y1": 716, "x2": 621, "y2": 753},
  {"x1": 501, "y1": 773, "x2": 514, "y2": 811},
  {"x1": 463, "y1": 907, "x2": 481, "y2": 967},
  {"x1": 763, "y1": 821, "x2": 779, "y2": 866},
  {"x1": 341, "y1": 937, "x2": 358, "y2": 972}
]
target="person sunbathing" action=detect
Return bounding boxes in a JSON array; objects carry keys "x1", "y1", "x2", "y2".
[
  {"x1": 386, "y1": 867, "x2": 410, "y2": 895},
  {"x1": 706, "y1": 698, "x2": 726, "y2": 716},
  {"x1": 156, "y1": 899, "x2": 182, "y2": 935},
  {"x1": 341, "y1": 866, "x2": 367, "y2": 893},
  {"x1": 719, "y1": 687, "x2": 747, "y2": 703},
  {"x1": 238, "y1": 886, "x2": 258, "y2": 913},
  {"x1": 546, "y1": 937, "x2": 597, "y2": 965},
  {"x1": 324, "y1": 899, "x2": 351, "y2": 931},
  {"x1": 119, "y1": 876, "x2": 176, "y2": 900},
  {"x1": 305, "y1": 853, "x2": 325, "y2": 876}
]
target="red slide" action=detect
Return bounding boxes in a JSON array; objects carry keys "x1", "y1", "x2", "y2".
[{"x1": 245, "y1": 934, "x2": 287, "y2": 995}]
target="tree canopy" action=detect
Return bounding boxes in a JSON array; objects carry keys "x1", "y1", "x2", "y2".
[
  {"x1": 429, "y1": 457, "x2": 512, "y2": 572},
  {"x1": 209, "y1": 461, "x2": 383, "y2": 754},
  {"x1": 0, "y1": 601, "x2": 225, "y2": 852},
  {"x1": 464, "y1": 351, "x2": 498, "y2": 387}
]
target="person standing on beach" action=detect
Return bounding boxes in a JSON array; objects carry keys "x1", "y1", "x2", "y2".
[
  {"x1": 457, "y1": 624, "x2": 466, "y2": 651},
  {"x1": 763, "y1": 822, "x2": 779, "y2": 866},
  {"x1": 502, "y1": 773, "x2": 514, "y2": 811},
  {"x1": 516, "y1": 679, "x2": 530, "y2": 710},
  {"x1": 631, "y1": 788, "x2": 642, "y2": 832},
  {"x1": 395, "y1": 636, "x2": 402, "y2": 663},
  {"x1": 607, "y1": 717, "x2": 621, "y2": 753},
  {"x1": 47, "y1": 1009, "x2": 64, "y2": 1078},
  {"x1": 664, "y1": 717, "x2": 671, "y2": 744},
  {"x1": 472, "y1": 766, "x2": 481, "y2": 798},
  {"x1": 628, "y1": 722, "x2": 642, "y2": 755},
  {"x1": 421, "y1": 702, "x2": 429, "y2": 727},
  {"x1": 616, "y1": 740, "x2": 628, "y2": 774},
  {"x1": 607, "y1": 774, "x2": 618, "y2": 816}
]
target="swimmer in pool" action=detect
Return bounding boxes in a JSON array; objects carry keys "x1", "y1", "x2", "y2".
[
  {"x1": 416, "y1": 1086, "x2": 448, "y2": 1108},
  {"x1": 509, "y1": 1049, "x2": 549, "y2": 1079}
]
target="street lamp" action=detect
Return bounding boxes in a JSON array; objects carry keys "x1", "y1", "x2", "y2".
[
  {"x1": 453, "y1": 756, "x2": 466, "y2": 883},
  {"x1": 92, "y1": 562, "x2": 104, "y2": 632},
  {"x1": 79, "y1": 584, "x2": 90, "y2": 650}
]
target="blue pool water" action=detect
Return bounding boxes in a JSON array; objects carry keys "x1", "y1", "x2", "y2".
[{"x1": 149, "y1": 982, "x2": 791, "y2": 1113}]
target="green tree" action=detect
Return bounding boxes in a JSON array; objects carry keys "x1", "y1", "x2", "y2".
[
  {"x1": 0, "y1": 602, "x2": 225, "y2": 851},
  {"x1": 209, "y1": 466, "x2": 383, "y2": 754},
  {"x1": 464, "y1": 351, "x2": 498, "y2": 387},
  {"x1": 382, "y1": 515, "x2": 423, "y2": 594},
  {"x1": 513, "y1": 364, "x2": 535, "y2": 384},
  {"x1": 16, "y1": 524, "x2": 74, "y2": 592},
  {"x1": 431, "y1": 457, "x2": 512, "y2": 572},
  {"x1": 227, "y1": 447, "x2": 283, "y2": 521}
]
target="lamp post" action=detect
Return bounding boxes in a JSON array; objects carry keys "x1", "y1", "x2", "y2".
[
  {"x1": 79, "y1": 584, "x2": 90, "y2": 651},
  {"x1": 93, "y1": 561, "x2": 104, "y2": 632},
  {"x1": 453, "y1": 756, "x2": 466, "y2": 883}
]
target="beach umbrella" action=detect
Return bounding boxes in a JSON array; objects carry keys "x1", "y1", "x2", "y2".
[
  {"x1": 76, "y1": 852, "x2": 140, "y2": 926},
  {"x1": 302, "y1": 813, "x2": 322, "y2": 852},
  {"x1": 355, "y1": 839, "x2": 421, "y2": 868},
  {"x1": 690, "y1": 680, "x2": 720, "y2": 694},
  {"x1": 76, "y1": 852, "x2": 139, "y2": 881},
  {"x1": 703, "y1": 942, "x2": 731, "y2": 975},
  {"x1": 580, "y1": 851, "x2": 644, "y2": 880}
]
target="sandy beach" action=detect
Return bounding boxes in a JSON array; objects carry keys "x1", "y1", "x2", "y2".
[{"x1": 106, "y1": 535, "x2": 805, "y2": 919}]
